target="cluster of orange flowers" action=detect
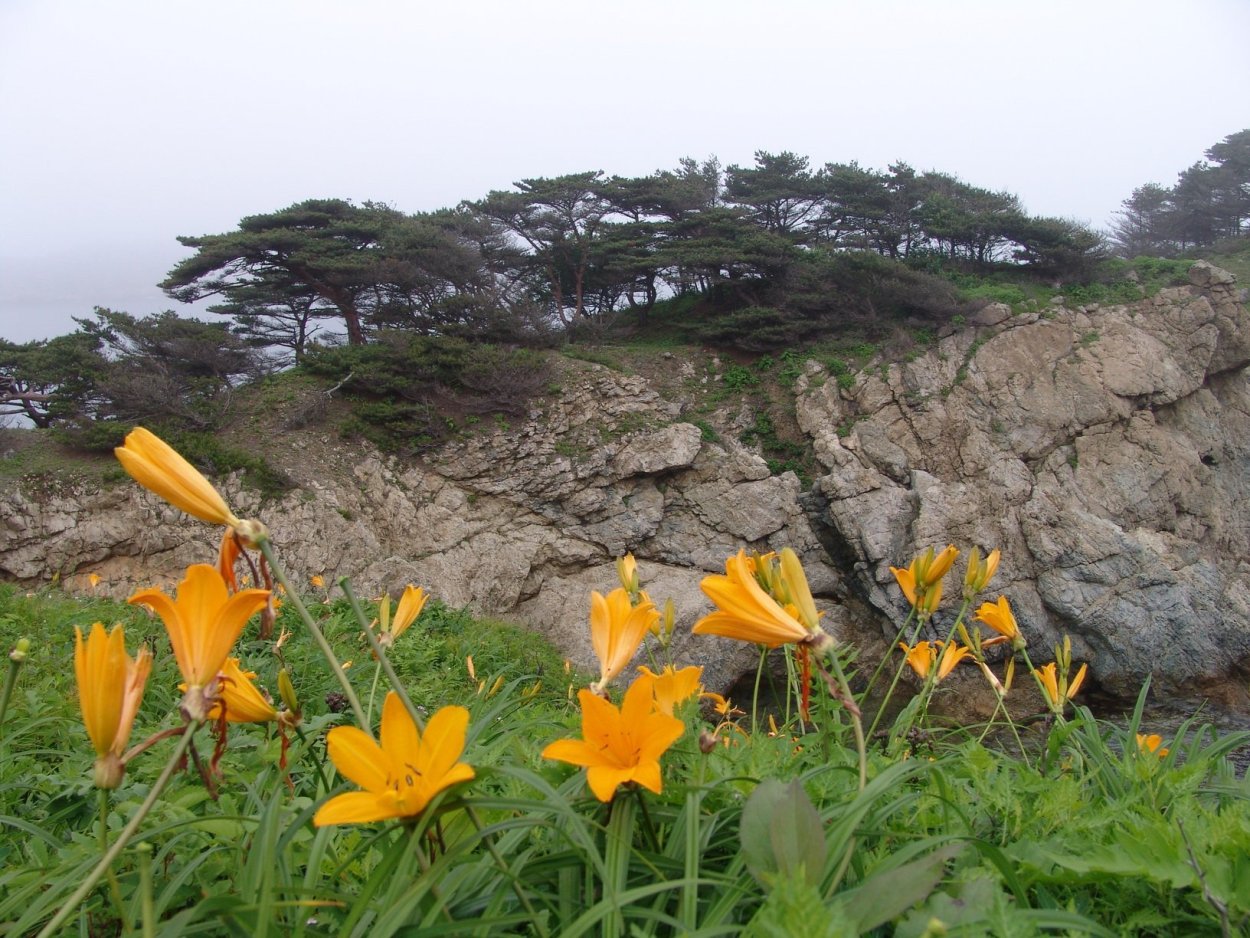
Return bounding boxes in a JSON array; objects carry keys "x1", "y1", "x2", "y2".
[
  {"x1": 80, "y1": 425, "x2": 1129, "y2": 829},
  {"x1": 889, "y1": 544, "x2": 1089, "y2": 714},
  {"x1": 543, "y1": 546, "x2": 832, "y2": 801},
  {"x1": 74, "y1": 430, "x2": 297, "y2": 789}
]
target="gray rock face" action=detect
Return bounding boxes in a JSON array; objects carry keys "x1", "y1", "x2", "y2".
[
  {"x1": 795, "y1": 265, "x2": 1250, "y2": 697},
  {"x1": 0, "y1": 360, "x2": 835, "y2": 696},
  {"x1": 3, "y1": 264, "x2": 1248, "y2": 702}
]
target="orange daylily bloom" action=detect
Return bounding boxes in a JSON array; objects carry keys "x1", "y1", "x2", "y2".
[
  {"x1": 204, "y1": 658, "x2": 279, "y2": 724},
  {"x1": 74, "y1": 622, "x2": 151, "y2": 788},
  {"x1": 115, "y1": 427, "x2": 270, "y2": 592},
  {"x1": 636, "y1": 664, "x2": 703, "y2": 715},
  {"x1": 924, "y1": 545, "x2": 959, "y2": 585},
  {"x1": 542, "y1": 677, "x2": 685, "y2": 802},
  {"x1": 890, "y1": 545, "x2": 958, "y2": 618},
  {"x1": 128, "y1": 564, "x2": 270, "y2": 721},
  {"x1": 694, "y1": 550, "x2": 811, "y2": 648},
  {"x1": 377, "y1": 585, "x2": 429, "y2": 648},
  {"x1": 314, "y1": 693, "x2": 474, "y2": 826},
  {"x1": 1136, "y1": 733, "x2": 1169, "y2": 758},
  {"x1": 115, "y1": 427, "x2": 241, "y2": 528},
  {"x1": 589, "y1": 587, "x2": 658, "y2": 692},
  {"x1": 891, "y1": 564, "x2": 919, "y2": 607},
  {"x1": 974, "y1": 595, "x2": 1025, "y2": 648},
  {"x1": 1033, "y1": 661, "x2": 1089, "y2": 712},
  {"x1": 899, "y1": 640, "x2": 971, "y2": 682}
]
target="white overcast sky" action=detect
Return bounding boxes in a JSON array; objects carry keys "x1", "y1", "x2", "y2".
[{"x1": 2, "y1": 0, "x2": 1248, "y2": 343}]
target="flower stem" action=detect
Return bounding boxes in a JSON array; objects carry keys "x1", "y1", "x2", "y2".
[
  {"x1": 38, "y1": 725, "x2": 198, "y2": 938},
  {"x1": 0, "y1": 641, "x2": 28, "y2": 745},
  {"x1": 365, "y1": 660, "x2": 384, "y2": 725},
  {"x1": 99, "y1": 788, "x2": 127, "y2": 926},
  {"x1": 603, "y1": 794, "x2": 636, "y2": 938},
  {"x1": 136, "y1": 841, "x2": 155, "y2": 938},
  {"x1": 464, "y1": 804, "x2": 551, "y2": 938},
  {"x1": 825, "y1": 649, "x2": 867, "y2": 793},
  {"x1": 258, "y1": 540, "x2": 369, "y2": 732},
  {"x1": 750, "y1": 646, "x2": 767, "y2": 737},
  {"x1": 340, "y1": 580, "x2": 425, "y2": 733}
]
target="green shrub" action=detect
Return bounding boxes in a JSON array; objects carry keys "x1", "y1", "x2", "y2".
[{"x1": 302, "y1": 334, "x2": 551, "y2": 452}]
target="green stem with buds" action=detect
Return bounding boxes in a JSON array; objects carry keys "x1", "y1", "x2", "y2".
[
  {"x1": 0, "y1": 639, "x2": 29, "y2": 745},
  {"x1": 258, "y1": 540, "x2": 368, "y2": 732},
  {"x1": 38, "y1": 725, "x2": 198, "y2": 938}
]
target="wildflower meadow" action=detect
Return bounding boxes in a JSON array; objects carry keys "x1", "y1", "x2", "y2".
[{"x1": 1, "y1": 427, "x2": 1248, "y2": 935}]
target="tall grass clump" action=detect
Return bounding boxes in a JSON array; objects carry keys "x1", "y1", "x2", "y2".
[{"x1": 0, "y1": 428, "x2": 1247, "y2": 936}]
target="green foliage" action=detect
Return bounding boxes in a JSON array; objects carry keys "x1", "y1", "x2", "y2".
[
  {"x1": 741, "y1": 779, "x2": 827, "y2": 887},
  {"x1": 696, "y1": 306, "x2": 812, "y2": 353},
  {"x1": 3, "y1": 569, "x2": 1250, "y2": 935},
  {"x1": 301, "y1": 333, "x2": 551, "y2": 452},
  {"x1": 721, "y1": 364, "x2": 762, "y2": 392}
]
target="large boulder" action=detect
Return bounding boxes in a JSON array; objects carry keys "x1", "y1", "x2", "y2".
[{"x1": 795, "y1": 265, "x2": 1250, "y2": 697}]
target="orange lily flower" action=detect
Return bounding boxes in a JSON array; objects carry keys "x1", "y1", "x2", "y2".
[
  {"x1": 636, "y1": 664, "x2": 703, "y2": 715},
  {"x1": 204, "y1": 658, "x2": 279, "y2": 724},
  {"x1": 74, "y1": 622, "x2": 151, "y2": 788},
  {"x1": 1033, "y1": 661, "x2": 1089, "y2": 712},
  {"x1": 974, "y1": 595, "x2": 1026, "y2": 649},
  {"x1": 314, "y1": 693, "x2": 474, "y2": 826},
  {"x1": 114, "y1": 427, "x2": 269, "y2": 591},
  {"x1": 899, "y1": 640, "x2": 971, "y2": 682},
  {"x1": 694, "y1": 550, "x2": 811, "y2": 648},
  {"x1": 542, "y1": 676, "x2": 685, "y2": 802},
  {"x1": 589, "y1": 587, "x2": 658, "y2": 692},
  {"x1": 378, "y1": 585, "x2": 428, "y2": 648},
  {"x1": 1136, "y1": 733, "x2": 1169, "y2": 758},
  {"x1": 128, "y1": 564, "x2": 270, "y2": 721},
  {"x1": 890, "y1": 545, "x2": 958, "y2": 619}
]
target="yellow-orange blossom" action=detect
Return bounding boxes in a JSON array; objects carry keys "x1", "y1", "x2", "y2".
[
  {"x1": 693, "y1": 549, "x2": 829, "y2": 650},
  {"x1": 543, "y1": 676, "x2": 685, "y2": 802},
  {"x1": 114, "y1": 427, "x2": 268, "y2": 590},
  {"x1": 589, "y1": 587, "x2": 658, "y2": 692},
  {"x1": 74, "y1": 622, "x2": 151, "y2": 788},
  {"x1": 315, "y1": 692, "x2": 474, "y2": 825},
  {"x1": 129, "y1": 564, "x2": 270, "y2": 721}
]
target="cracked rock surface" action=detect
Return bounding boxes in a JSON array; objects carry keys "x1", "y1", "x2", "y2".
[
  {"x1": 796, "y1": 261, "x2": 1250, "y2": 697},
  {"x1": 3, "y1": 262, "x2": 1248, "y2": 703}
]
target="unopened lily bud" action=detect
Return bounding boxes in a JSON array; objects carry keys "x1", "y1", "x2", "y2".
[
  {"x1": 924, "y1": 545, "x2": 959, "y2": 587},
  {"x1": 615, "y1": 553, "x2": 639, "y2": 595},
  {"x1": 9, "y1": 638, "x2": 30, "y2": 663},
  {"x1": 916, "y1": 581, "x2": 943, "y2": 621},
  {"x1": 963, "y1": 547, "x2": 1001, "y2": 598},
  {"x1": 278, "y1": 667, "x2": 299, "y2": 714}
]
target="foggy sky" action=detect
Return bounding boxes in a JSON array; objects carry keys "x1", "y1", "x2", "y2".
[{"x1": 2, "y1": 0, "x2": 1248, "y2": 343}]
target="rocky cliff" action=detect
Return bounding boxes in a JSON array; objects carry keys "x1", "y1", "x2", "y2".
[{"x1": 3, "y1": 263, "x2": 1249, "y2": 705}]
